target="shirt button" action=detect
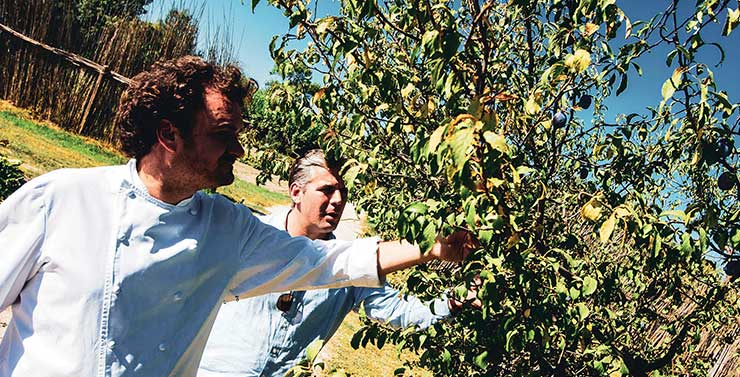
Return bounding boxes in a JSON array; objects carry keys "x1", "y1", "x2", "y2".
[
  {"x1": 189, "y1": 208, "x2": 198, "y2": 216},
  {"x1": 107, "y1": 340, "x2": 115, "y2": 349},
  {"x1": 270, "y1": 346, "x2": 279, "y2": 356},
  {"x1": 173, "y1": 291, "x2": 183, "y2": 301},
  {"x1": 158, "y1": 343, "x2": 167, "y2": 352},
  {"x1": 128, "y1": 192, "x2": 136, "y2": 199}
]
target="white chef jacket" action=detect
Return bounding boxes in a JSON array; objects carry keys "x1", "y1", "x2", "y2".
[{"x1": 0, "y1": 160, "x2": 381, "y2": 377}]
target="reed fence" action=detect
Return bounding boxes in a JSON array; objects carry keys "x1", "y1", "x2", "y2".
[{"x1": 0, "y1": 0, "x2": 198, "y2": 142}]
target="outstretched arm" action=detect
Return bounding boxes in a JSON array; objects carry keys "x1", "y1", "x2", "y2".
[{"x1": 377, "y1": 230, "x2": 478, "y2": 276}]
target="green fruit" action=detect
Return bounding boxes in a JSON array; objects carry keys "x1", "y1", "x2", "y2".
[{"x1": 718, "y1": 171, "x2": 736, "y2": 191}]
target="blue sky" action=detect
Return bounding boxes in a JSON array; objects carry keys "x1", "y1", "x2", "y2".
[{"x1": 144, "y1": 0, "x2": 740, "y2": 119}]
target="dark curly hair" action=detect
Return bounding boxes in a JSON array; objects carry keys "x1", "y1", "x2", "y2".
[{"x1": 115, "y1": 56, "x2": 254, "y2": 158}]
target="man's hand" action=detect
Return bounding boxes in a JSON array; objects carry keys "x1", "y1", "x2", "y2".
[
  {"x1": 448, "y1": 275, "x2": 483, "y2": 312},
  {"x1": 430, "y1": 230, "x2": 479, "y2": 262}
]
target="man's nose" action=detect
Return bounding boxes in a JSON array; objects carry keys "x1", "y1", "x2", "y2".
[{"x1": 330, "y1": 189, "x2": 345, "y2": 204}]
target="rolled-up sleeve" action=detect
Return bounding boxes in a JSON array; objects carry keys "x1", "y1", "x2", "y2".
[
  {"x1": 228, "y1": 215, "x2": 382, "y2": 298},
  {"x1": 0, "y1": 180, "x2": 47, "y2": 310},
  {"x1": 353, "y1": 285, "x2": 450, "y2": 330}
]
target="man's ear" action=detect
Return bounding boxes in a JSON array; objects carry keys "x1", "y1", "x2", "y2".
[
  {"x1": 156, "y1": 120, "x2": 180, "y2": 152},
  {"x1": 289, "y1": 183, "x2": 303, "y2": 206}
]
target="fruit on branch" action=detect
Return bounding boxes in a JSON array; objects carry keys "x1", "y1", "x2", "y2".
[
  {"x1": 577, "y1": 94, "x2": 592, "y2": 109},
  {"x1": 552, "y1": 111, "x2": 567, "y2": 129},
  {"x1": 702, "y1": 141, "x2": 721, "y2": 165},
  {"x1": 718, "y1": 171, "x2": 736, "y2": 191},
  {"x1": 718, "y1": 138, "x2": 734, "y2": 158}
]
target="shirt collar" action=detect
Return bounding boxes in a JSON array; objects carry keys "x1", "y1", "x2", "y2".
[{"x1": 126, "y1": 159, "x2": 198, "y2": 209}]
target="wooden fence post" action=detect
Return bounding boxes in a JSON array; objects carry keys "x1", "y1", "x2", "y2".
[{"x1": 78, "y1": 65, "x2": 108, "y2": 134}]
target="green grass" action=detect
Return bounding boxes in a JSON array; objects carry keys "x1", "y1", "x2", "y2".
[
  {"x1": 0, "y1": 103, "x2": 288, "y2": 210},
  {"x1": 217, "y1": 176, "x2": 290, "y2": 214},
  {"x1": 0, "y1": 110, "x2": 125, "y2": 175}
]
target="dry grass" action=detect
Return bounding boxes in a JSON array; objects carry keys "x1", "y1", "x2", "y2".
[{"x1": 0, "y1": 100, "x2": 288, "y2": 210}]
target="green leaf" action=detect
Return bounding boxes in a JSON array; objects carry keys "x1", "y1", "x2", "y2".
[
  {"x1": 569, "y1": 286, "x2": 581, "y2": 300},
  {"x1": 449, "y1": 127, "x2": 475, "y2": 170},
  {"x1": 680, "y1": 233, "x2": 693, "y2": 257},
  {"x1": 600, "y1": 215, "x2": 617, "y2": 243},
  {"x1": 420, "y1": 221, "x2": 437, "y2": 253},
  {"x1": 305, "y1": 338, "x2": 324, "y2": 363},
  {"x1": 342, "y1": 164, "x2": 365, "y2": 190},
  {"x1": 616, "y1": 73, "x2": 628, "y2": 96},
  {"x1": 442, "y1": 349, "x2": 451, "y2": 364},
  {"x1": 422, "y1": 30, "x2": 439, "y2": 52},
  {"x1": 575, "y1": 303, "x2": 590, "y2": 320},
  {"x1": 474, "y1": 351, "x2": 489, "y2": 369},
  {"x1": 505, "y1": 330, "x2": 517, "y2": 352},
  {"x1": 582, "y1": 276, "x2": 598, "y2": 296},
  {"x1": 350, "y1": 330, "x2": 364, "y2": 349}
]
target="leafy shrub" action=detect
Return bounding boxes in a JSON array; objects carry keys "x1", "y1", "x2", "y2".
[{"x1": 0, "y1": 155, "x2": 25, "y2": 201}]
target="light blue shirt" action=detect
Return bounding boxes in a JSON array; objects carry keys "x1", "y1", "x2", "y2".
[
  {"x1": 197, "y1": 208, "x2": 450, "y2": 377},
  {"x1": 0, "y1": 161, "x2": 382, "y2": 377}
]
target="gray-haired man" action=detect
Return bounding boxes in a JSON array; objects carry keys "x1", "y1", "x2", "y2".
[{"x1": 198, "y1": 150, "x2": 470, "y2": 376}]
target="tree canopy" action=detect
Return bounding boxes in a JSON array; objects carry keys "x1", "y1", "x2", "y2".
[{"x1": 246, "y1": 0, "x2": 740, "y2": 374}]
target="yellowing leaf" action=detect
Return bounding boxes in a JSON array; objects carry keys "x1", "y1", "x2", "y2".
[
  {"x1": 316, "y1": 17, "x2": 335, "y2": 35},
  {"x1": 401, "y1": 83, "x2": 415, "y2": 98},
  {"x1": 581, "y1": 197, "x2": 604, "y2": 221},
  {"x1": 374, "y1": 103, "x2": 389, "y2": 112},
  {"x1": 483, "y1": 131, "x2": 509, "y2": 153},
  {"x1": 613, "y1": 205, "x2": 632, "y2": 219},
  {"x1": 584, "y1": 22, "x2": 599, "y2": 36},
  {"x1": 723, "y1": 8, "x2": 740, "y2": 36},
  {"x1": 312, "y1": 88, "x2": 326, "y2": 104},
  {"x1": 428, "y1": 124, "x2": 448, "y2": 152},
  {"x1": 564, "y1": 49, "x2": 591, "y2": 73},
  {"x1": 661, "y1": 67, "x2": 686, "y2": 101},
  {"x1": 525, "y1": 92, "x2": 542, "y2": 115},
  {"x1": 452, "y1": 113, "x2": 477, "y2": 126},
  {"x1": 600, "y1": 214, "x2": 616, "y2": 243},
  {"x1": 494, "y1": 92, "x2": 518, "y2": 101}
]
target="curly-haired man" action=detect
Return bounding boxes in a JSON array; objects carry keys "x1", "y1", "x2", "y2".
[{"x1": 0, "y1": 56, "x2": 475, "y2": 377}]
